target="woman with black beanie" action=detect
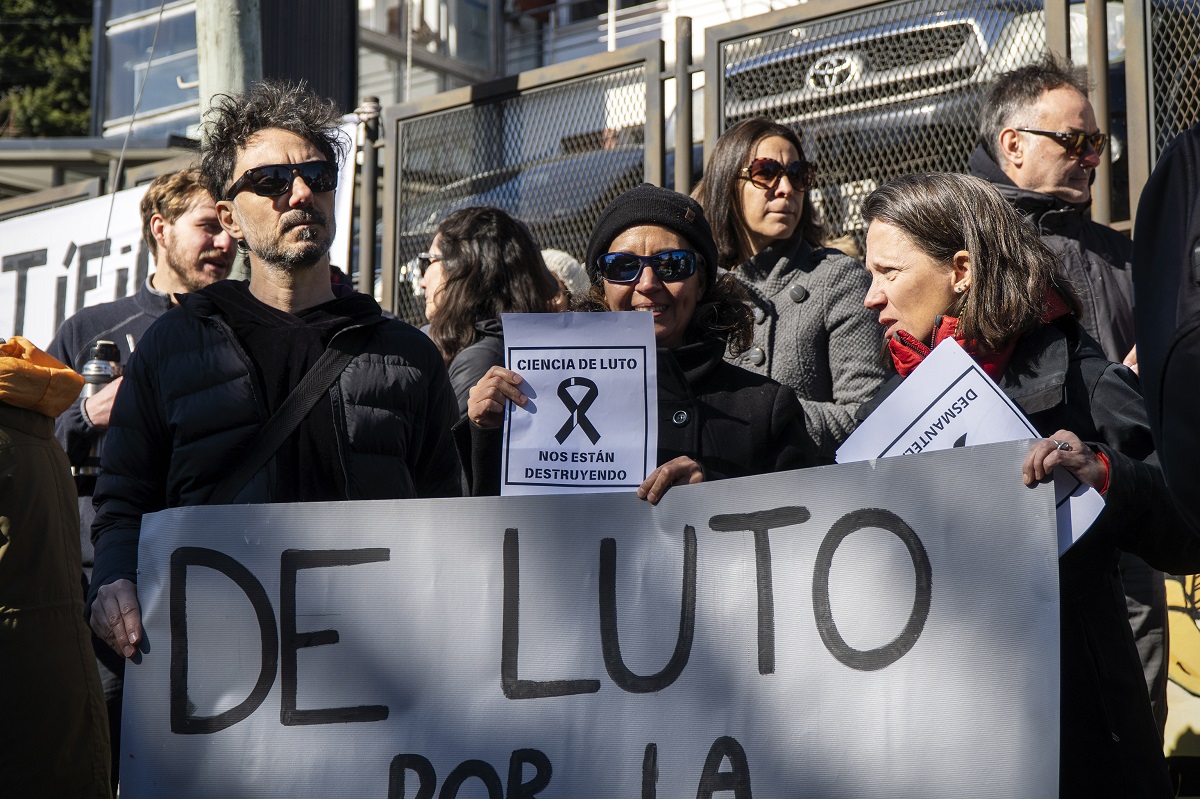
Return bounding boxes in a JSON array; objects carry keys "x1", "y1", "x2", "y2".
[{"x1": 463, "y1": 183, "x2": 818, "y2": 501}]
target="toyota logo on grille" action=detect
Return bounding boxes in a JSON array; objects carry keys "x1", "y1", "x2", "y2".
[{"x1": 807, "y1": 53, "x2": 862, "y2": 90}]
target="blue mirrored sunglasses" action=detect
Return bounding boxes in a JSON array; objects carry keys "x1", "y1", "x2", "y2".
[{"x1": 596, "y1": 250, "x2": 702, "y2": 284}]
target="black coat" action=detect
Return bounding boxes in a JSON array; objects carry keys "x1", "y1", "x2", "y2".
[
  {"x1": 88, "y1": 287, "x2": 462, "y2": 615},
  {"x1": 969, "y1": 146, "x2": 1135, "y2": 362},
  {"x1": 861, "y1": 317, "x2": 1200, "y2": 798},
  {"x1": 1131, "y1": 121, "x2": 1200, "y2": 533},
  {"x1": 461, "y1": 338, "x2": 817, "y2": 495},
  {"x1": 48, "y1": 278, "x2": 174, "y2": 574}
]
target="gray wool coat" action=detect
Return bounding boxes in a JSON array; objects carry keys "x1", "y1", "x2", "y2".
[{"x1": 726, "y1": 234, "x2": 888, "y2": 460}]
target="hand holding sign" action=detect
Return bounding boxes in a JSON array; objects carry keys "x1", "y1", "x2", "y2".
[
  {"x1": 90, "y1": 577, "x2": 143, "y2": 659},
  {"x1": 1022, "y1": 429, "x2": 1109, "y2": 490},
  {"x1": 637, "y1": 455, "x2": 704, "y2": 505},
  {"x1": 467, "y1": 366, "x2": 528, "y2": 429}
]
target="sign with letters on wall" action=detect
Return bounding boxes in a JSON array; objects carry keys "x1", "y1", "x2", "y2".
[
  {"x1": 122, "y1": 441, "x2": 1059, "y2": 798},
  {"x1": 0, "y1": 186, "x2": 149, "y2": 349},
  {"x1": 1, "y1": 121, "x2": 356, "y2": 351}
]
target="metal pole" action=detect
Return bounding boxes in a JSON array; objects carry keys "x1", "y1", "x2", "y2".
[
  {"x1": 1044, "y1": 0, "x2": 1070, "y2": 61},
  {"x1": 195, "y1": 0, "x2": 262, "y2": 131},
  {"x1": 644, "y1": 41, "x2": 666, "y2": 187},
  {"x1": 1123, "y1": 0, "x2": 1151, "y2": 224},
  {"x1": 607, "y1": 0, "x2": 617, "y2": 52},
  {"x1": 357, "y1": 98, "x2": 381, "y2": 297},
  {"x1": 490, "y1": 0, "x2": 506, "y2": 77},
  {"x1": 1086, "y1": 0, "x2": 1111, "y2": 224},
  {"x1": 674, "y1": 17, "x2": 693, "y2": 194}
]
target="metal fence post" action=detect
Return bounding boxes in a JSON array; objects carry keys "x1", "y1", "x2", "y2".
[
  {"x1": 646, "y1": 41, "x2": 666, "y2": 187},
  {"x1": 1123, "y1": 0, "x2": 1151, "y2": 224},
  {"x1": 675, "y1": 16, "x2": 693, "y2": 194},
  {"x1": 357, "y1": 97, "x2": 381, "y2": 297},
  {"x1": 1045, "y1": 0, "x2": 1071, "y2": 60},
  {"x1": 1086, "y1": 0, "x2": 1112, "y2": 224}
]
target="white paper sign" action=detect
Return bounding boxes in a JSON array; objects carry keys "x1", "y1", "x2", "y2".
[
  {"x1": 120, "y1": 441, "x2": 1059, "y2": 799},
  {"x1": 0, "y1": 186, "x2": 149, "y2": 348},
  {"x1": 837, "y1": 338, "x2": 1104, "y2": 553},
  {"x1": 499, "y1": 312, "x2": 657, "y2": 496}
]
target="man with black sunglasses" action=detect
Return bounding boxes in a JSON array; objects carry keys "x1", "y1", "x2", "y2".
[
  {"x1": 970, "y1": 56, "x2": 1134, "y2": 368},
  {"x1": 86, "y1": 81, "x2": 462, "y2": 670},
  {"x1": 971, "y1": 55, "x2": 1165, "y2": 741}
]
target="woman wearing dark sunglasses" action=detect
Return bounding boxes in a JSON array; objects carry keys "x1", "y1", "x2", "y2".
[
  {"x1": 464, "y1": 184, "x2": 817, "y2": 501},
  {"x1": 693, "y1": 118, "x2": 887, "y2": 462},
  {"x1": 419, "y1": 206, "x2": 559, "y2": 421}
]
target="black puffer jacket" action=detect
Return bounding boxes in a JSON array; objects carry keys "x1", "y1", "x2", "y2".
[
  {"x1": 88, "y1": 288, "x2": 462, "y2": 611},
  {"x1": 461, "y1": 338, "x2": 817, "y2": 495},
  {"x1": 969, "y1": 146, "x2": 1135, "y2": 362},
  {"x1": 861, "y1": 317, "x2": 1200, "y2": 798}
]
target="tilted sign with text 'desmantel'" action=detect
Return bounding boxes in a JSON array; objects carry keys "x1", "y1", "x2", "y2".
[{"x1": 122, "y1": 440, "x2": 1059, "y2": 798}]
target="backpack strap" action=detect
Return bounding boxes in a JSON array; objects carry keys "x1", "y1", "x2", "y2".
[{"x1": 208, "y1": 324, "x2": 373, "y2": 505}]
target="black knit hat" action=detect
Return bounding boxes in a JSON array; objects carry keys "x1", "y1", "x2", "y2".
[{"x1": 585, "y1": 183, "x2": 719, "y2": 289}]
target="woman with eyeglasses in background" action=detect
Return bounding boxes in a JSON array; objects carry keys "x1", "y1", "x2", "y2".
[
  {"x1": 693, "y1": 118, "x2": 887, "y2": 461},
  {"x1": 418, "y1": 206, "x2": 559, "y2": 421},
  {"x1": 465, "y1": 183, "x2": 817, "y2": 501}
]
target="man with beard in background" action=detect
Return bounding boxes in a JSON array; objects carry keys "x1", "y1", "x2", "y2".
[{"x1": 48, "y1": 166, "x2": 235, "y2": 793}]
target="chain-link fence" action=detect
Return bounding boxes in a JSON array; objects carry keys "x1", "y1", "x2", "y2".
[
  {"x1": 384, "y1": 44, "x2": 663, "y2": 324},
  {"x1": 709, "y1": 0, "x2": 1056, "y2": 249},
  {"x1": 1150, "y1": 0, "x2": 1200, "y2": 158},
  {"x1": 382, "y1": 2, "x2": 1200, "y2": 320}
]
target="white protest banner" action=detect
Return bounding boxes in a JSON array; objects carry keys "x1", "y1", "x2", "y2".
[
  {"x1": 122, "y1": 441, "x2": 1059, "y2": 798},
  {"x1": 499, "y1": 311, "x2": 657, "y2": 495},
  {"x1": 836, "y1": 338, "x2": 1103, "y2": 553},
  {"x1": 0, "y1": 186, "x2": 149, "y2": 348}
]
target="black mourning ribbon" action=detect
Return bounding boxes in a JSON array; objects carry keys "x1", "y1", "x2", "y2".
[{"x1": 555, "y1": 376, "x2": 601, "y2": 444}]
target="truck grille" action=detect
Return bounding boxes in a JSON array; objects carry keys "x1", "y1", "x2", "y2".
[{"x1": 725, "y1": 21, "x2": 982, "y2": 109}]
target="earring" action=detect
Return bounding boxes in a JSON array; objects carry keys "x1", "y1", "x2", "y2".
[{"x1": 954, "y1": 284, "x2": 967, "y2": 294}]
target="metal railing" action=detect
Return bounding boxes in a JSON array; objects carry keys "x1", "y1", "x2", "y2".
[
  {"x1": 506, "y1": 0, "x2": 669, "y2": 71},
  {"x1": 4, "y1": 1, "x2": 1197, "y2": 316},
  {"x1": 381, "y1": 41, "x2": 665, "y2": 324},
  {"x1": 706, "y1": 0, "x2": 1102, "y2": 245}
]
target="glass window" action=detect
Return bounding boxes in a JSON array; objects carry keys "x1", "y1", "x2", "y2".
[
  {"x1": 109, "y1": 0, "x2": 190, "y2": 23},
  {"x1": 104, "y1": 11, "x2": 199, "y2": 122},
  {"x1": 453, "y1": 0, "x2": 491, "y2": 69}
]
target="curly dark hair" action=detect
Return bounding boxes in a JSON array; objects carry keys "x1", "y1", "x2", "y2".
[
  {"x1": 200, "y1": 80, "x2": 348, "y2": 203},
  {"x1": 692, "y1": 117, "x2": 824, "y2": 268},
  {"x1": 427, "y1": 207, "x2": 558, "y2": 364},
  {"x1": 573, "y1": 271, "x2": 754, "y2": 355}
]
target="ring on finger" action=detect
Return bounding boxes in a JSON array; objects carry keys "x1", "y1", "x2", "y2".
[{"x1": 1051, "y1": 439, "x2": 1071, "y2": 451}]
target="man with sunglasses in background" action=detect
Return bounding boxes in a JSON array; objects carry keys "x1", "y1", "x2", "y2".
[
  {"x1": 87, "y1": 81, "x2": 461, "y2": 678},
  {"x1": 970, "y1": 55, "x2": 1166, "y2": 741},
  {"x1": 970, "y1": 55, "x2": 1133, "y2": 367}
]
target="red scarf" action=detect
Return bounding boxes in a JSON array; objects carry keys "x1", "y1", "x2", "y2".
[{"x1": 887, "y1": 291, "x2": 1071, "y2": 381}]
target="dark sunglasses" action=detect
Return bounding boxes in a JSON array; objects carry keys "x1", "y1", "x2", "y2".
[
  {"x1": 1016, "y1": 128, "x2": 1109, "y2": 159},
  {"x1": 739, "y1": 157, "x2": 815, "y2": 190},
  {"x1": 224, "y1": 161, "x2": 338, "y2": 200},
  {"x1": 416, "y1": 252, "x2": 442, "y2": 276},
  {"x1": 596, "y1": 250, "x2": 701, "y2": 284}
]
